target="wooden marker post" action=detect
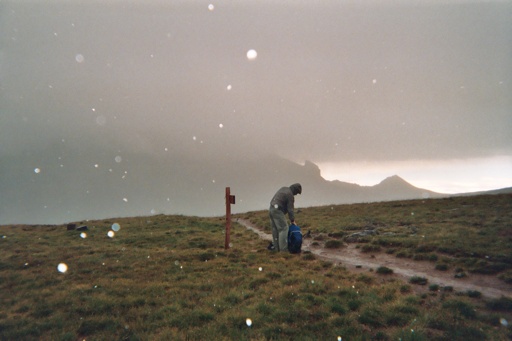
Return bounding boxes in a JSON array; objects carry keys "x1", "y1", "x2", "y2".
[{"x1": 225, "y1": 187, "x2": 235, "y2": 249}]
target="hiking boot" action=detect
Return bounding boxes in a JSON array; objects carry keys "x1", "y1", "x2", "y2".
[{"x1": 267, "y1": 242, "x2": 275, "y2": 251}]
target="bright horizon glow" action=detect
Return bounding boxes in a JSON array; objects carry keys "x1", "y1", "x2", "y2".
[{"x1": 317, "y1": 156, "x2": 512, "y2": 194}]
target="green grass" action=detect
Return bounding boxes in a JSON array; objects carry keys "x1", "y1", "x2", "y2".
[
  {"x1": 0, "y1": 194, "x2": 511, "y2": 340},
  {"x1": 241, "y1": 193, "x2": 512, "y2": 283}
]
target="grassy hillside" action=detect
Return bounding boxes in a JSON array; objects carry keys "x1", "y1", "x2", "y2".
[
  {"x1": 1, "y1": 194, "x2": 511, "y2": 340},
  {"x1": 241, "y1": 194, "x2": 512, "y2": 284}
]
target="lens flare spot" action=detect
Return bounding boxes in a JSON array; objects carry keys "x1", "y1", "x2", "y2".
[
  {"x1": 208, "y1": 4, "x2": 214, "y2": 11},
  {"x1": 246, "y1": 318, "x2": 252, "y2": 327},
  {"x1": 247, "y1": 49, "x2": 257, "y2": 60},
  {"x1": 34, "y1": 168, "x2": 41, "y2": 174},
  {"x1": 80, "y1": 232, "x2": 87, "y2": 238},
  {"x1": 75, "y1": 54, "x2": 84, "y2": 63},
  {"x1": 112, "y1": 223, "x2": 121, "y2": 232},
  {"x1": 108, "y1": 231, "x2": 115, "y2": 238},
  {"x1": 57, "y1": 263, "x2": 68, "y2": 273},
  {"x1": 95, "y1": 116, "x2": 106, "y2": 126}
]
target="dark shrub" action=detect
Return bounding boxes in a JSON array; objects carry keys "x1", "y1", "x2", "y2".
[
  {"x1": 358, "y1": 308, "x2": 384, "y2": 327},
  {"x1": 348, "y1": 299, "x2": 361, "y2": 311},
  {"x1": 325, "y1": 240, "x2": 343, "y2": 249},
  {"x1": 466, "y1": 290, "x2": 482, "y2": 298},
  {"x1": 435, "y1": 263, "x2": 449, "y2": 271},
  {"x1": 429, "y1": 284, "x2": 439, "y2": 291},
  {"x1": 413, "y1": 254, "x2": 428, "y2": 261},
  {"x1": 376, "y1": 266, "x2": 393, "y2": 275},
  {"x1": 446, "y1": 327, "x2": 486, "y2": 340},
  {"x1": 426, "y1": 317, "x2": 449, "y2": 330},
  {"x1": 427, "y1": 254, "x2": 438, "y2": 261},
  {"x1": 396, "y1": 251, "x2": 410, "y2": 258},
  {"x1": 361, "y1": 244, "x2": 381, "y2": 253},
  {"x1": 409, "y1": 276, "x2": 428, "y2": 285},
  {"x1": 249, "y1": 277, "x2": 269, "y2": 290},
  {"x1": 357, "y1": 274, "x2": 374, "y2": 284},
  {"x1": 328, "y1": 232, "x2": 345, "y2": 238},
  {"x1": 385, "y1": 305, "x2": 418, "y2": 327},
  {"x1": 442, "y1": 300, "x2": 477, "y2": 319},
  {"x1": 329, "y1": 300, "x2": 347, "y2": 315},
  {"x1": 400, "y1": 285, "x2": 411, "y2": 293},
  {"x1": 198, "y1": 252, "x2": 215, "y2": 261},
  {"x1": 265, "y1": 271, "x2": 282, "y2": 279},
  {"x1": 373, "y1": 331, "x2": 389, "y2": 340},
  {"x1": 470, "y1": 262, "x2": 509, "y2": 275},
  {"x1": 442, "y1": 286, "x2": 454, "y2": 292},
  {"x1": 77, "y1": 319, "x2": 120, "y2": 335},
  {"x1": 498, "y1": 270, "x2": 512, "y2": 284},
  {"x1": 486, "y1": 296, "x2": 512, "y2": 311},
  {"x1": 302, "y1": 252, "x2": 316, "y2": 261},
  {"x1": 415, "y1": 244, "x2": 436, "y2": 253}
]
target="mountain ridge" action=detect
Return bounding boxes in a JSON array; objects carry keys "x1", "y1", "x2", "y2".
[{"x1": 0, "y1": 148, "x2": 507, "y2": 225}]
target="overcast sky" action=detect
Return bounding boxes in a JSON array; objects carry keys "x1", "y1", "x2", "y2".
[{"x1": 1, "y1": 0, "x2": 511, "y2": 193}]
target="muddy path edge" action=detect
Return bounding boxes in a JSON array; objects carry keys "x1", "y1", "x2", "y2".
[{"x1": 236, "y1": 218, "x2": 511, "y2": 299}]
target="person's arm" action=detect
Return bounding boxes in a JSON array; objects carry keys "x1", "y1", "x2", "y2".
[{"x1": 287, "y1": 195, "x2": 295, "y2": 224}]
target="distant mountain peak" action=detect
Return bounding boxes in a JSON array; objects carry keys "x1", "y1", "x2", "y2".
[
  {"x1": 302, "y1": 160, "x2": 321, "y2": 175},
  {"x1": 375, "y1": 175, "x2": 415, "y2": 190},
  {"x1": 303, "y1": 160, "x2": 319, "y2": 169},
  {"x1": 379, "y1": 175, "x2": 407, "y2": 184}
]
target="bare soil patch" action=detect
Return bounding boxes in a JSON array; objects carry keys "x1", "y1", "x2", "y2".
[{"x1": 237, "y1": 218, "x2": 512, "y2": 299}]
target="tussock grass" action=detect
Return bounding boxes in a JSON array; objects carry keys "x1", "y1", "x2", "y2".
[
  {"x1": 376, "y1": 266, "x2": 394, "y2": 275},
  {"x1": 1, "y1": 195, "x2": 511, "y2": 340},
  {"x1": 241, "y1": 193, "x2": 512, "y2": 283}
]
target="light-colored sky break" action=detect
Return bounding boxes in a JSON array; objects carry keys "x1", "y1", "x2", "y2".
[{"x1": 1, "y1": 0, "x2": 511, "y2": 193}]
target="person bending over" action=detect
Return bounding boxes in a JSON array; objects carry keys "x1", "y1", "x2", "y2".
[{"x1": 268, "y1": 183, "x2": 302, "y2": 252}]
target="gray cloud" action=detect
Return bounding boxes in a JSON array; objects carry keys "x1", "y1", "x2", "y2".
[{"x1": 1, "y1": 1, "x2": 511, "y2": 165}]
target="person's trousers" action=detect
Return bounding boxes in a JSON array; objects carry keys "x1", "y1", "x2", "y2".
[{"x1": 269, "y1": 206, "x2": 288, "y2": 252}]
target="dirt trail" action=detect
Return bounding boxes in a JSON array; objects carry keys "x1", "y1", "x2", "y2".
[{"x1": 236, "y1": 218, "x2": 512, "y2": 299}]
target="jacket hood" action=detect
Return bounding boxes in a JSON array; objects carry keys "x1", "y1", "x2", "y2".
[{"x1": 290, "y1": 183, "x2": 302, "y2": 195}]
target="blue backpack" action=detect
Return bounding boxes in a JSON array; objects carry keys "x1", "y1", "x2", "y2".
[{"x1": 288, "y1": 224, "x2": 303, "y2": 254}]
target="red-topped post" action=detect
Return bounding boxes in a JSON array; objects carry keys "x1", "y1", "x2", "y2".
[{"x1": 225, "y1": 187, "x2": 235, "y2": 249}]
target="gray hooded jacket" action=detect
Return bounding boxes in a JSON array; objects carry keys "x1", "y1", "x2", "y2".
[{"x1": 270, "y1": 183, "x2": 302, "y2": 222}]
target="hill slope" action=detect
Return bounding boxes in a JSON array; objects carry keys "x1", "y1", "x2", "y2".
[{"x1": 1, "y1": 147, "x2": 445, "y2": 224}]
